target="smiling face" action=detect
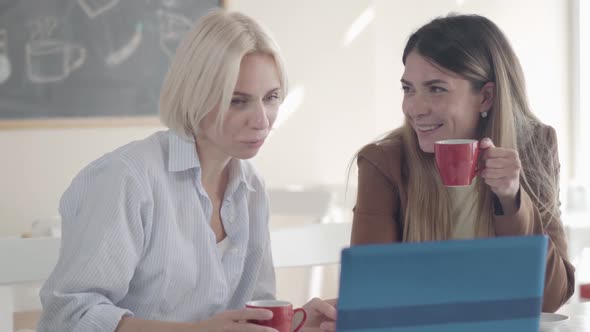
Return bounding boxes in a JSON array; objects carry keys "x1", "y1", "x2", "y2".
[
  {"x1": 401, "y1": 51, "x2": 487, "y2": 153},
  {"x1": 197, "y1": 53, "x2": 282, "y2": 160}
]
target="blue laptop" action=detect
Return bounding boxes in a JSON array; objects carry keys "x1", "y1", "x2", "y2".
[{"x1": 337, "y1": 235, "x2": 547, "y2": 332}]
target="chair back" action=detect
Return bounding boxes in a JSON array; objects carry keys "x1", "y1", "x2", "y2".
[
  {"x1": 270, "y1": 222, "x2": 352, "y2": 269},
  {"x1": 0, "y1": 236, "x2": 60, "y2": 332},
  {"x1": 0, "y1": 237, "x2": 60, "y2": 286},
  {"x1": 267, "y1": 187, "x2": 334, "y2": 220}
]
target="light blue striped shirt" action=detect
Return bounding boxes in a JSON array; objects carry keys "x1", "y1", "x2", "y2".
[{"x1": 38, "y1": 130, "x2": 275, "y2": 332}]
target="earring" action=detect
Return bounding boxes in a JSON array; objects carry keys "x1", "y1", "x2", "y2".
[{"x1": 481, "y1": 111, "x2": 488, "y2": 118}]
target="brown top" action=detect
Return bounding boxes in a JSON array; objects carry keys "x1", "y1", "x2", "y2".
[{"x1": 351, "y1": 126, "x2": 575, "y2": 312}]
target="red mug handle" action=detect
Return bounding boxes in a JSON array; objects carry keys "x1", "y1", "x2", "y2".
[
  {"x1": 474, "y1": 145, "x2": 487, "y2": 175},
  {"x1": 291, "y1": 308, "x2": 307, "y2": 332}
]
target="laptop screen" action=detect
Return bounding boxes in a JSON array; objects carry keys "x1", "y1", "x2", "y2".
[{"x1": 337, "y1": 235, "x2": 547, "y2": 332}]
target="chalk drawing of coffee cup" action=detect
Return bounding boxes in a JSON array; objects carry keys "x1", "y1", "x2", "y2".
[
  {"x1": 157, "y1": 10, "x2": 192, "y2": 59},
  {"x1": 78, "y1": 0, "x2": 118, "y2": 18},
  {"x1": 157, "y1": 9, "x2": 192, "y2": 35},
  {"x1": 160, "y1": 32, "x2": 185, "y2": 59},
  {"x1": 26, "y1": 40, "x2": 86, "y2": 83}
]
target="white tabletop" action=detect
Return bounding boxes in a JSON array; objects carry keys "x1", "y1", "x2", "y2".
[{"x1": 551, "y1": 302, "x2": 590, "y2": 331}]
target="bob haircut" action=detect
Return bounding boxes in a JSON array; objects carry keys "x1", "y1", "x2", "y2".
[{"x1": 159, "y1": 9, "x2": 289, "y2": 138}]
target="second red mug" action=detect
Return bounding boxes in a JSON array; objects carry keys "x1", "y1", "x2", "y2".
[{"x1": 434, "y1": 139, "x2": 482, "y2": 187}]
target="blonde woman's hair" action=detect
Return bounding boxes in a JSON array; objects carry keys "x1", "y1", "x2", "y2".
[
  {"x1": 370, "y1": 14, "x2": 559, "y2": 242},
  {"x1": 159, "y1": 9, "x2": 288, "y2": 138}
]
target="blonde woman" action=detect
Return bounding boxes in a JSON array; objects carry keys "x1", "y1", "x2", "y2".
[
  {"x1": 351, "y1": 14, "x2": 574, "y2": 312},
  {"x1": 38, "y1": 9, "x2": 335, "y2": 332}
]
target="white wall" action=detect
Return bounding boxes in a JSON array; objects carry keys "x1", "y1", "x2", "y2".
[
  {"x1": 0, "y1": 127, "x2": 163, "y2": 235},
  {"x1": 0, "y1": 0, "x2": 571, "y2": 236}
]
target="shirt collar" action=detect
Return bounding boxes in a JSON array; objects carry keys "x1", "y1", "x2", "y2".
[
  {"x1": 227, "y1": 158, "x2": 256, "y2": 194},
  {"x1": 168, "y1": 131, "x2": 255, "y2": 193},
  {"x1": 168, "y1": 130, "x2": 201, "y2": 172}
]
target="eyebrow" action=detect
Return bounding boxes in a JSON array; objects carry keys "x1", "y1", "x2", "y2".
[
  {"x1": 233, "y1": 87, "x2": 282, "y2": 97},
  {"x1": 400, "y1": 79, "x2": 449, "y2": 86}
]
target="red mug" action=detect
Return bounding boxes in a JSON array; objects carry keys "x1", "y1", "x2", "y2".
[
  {"x1": 434, "y1": 139, "x2": 482, "y2": 187},
  {"x1": 246, "y1": 300, "x2": 307, "y2": 332}
]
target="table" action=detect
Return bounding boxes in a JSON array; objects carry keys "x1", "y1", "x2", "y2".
[{"x1": 553, "y1": 302, "x2": 590, "y2": 331}]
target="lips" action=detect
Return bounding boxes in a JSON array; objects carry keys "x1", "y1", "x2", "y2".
[
  {"x1": 241, "y1": 138, "x2": 266, "y2": 148},
  {"x1": 415, "y1": 124, "x2": 443, "y2": 132},
  {"x1": 242, "y1": 138, "x2": 265, "y2": 144}
]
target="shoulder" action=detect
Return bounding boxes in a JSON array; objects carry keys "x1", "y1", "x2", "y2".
[
  {"x1": 110, "y1": 130, "x2": 169, "y2": 173},
  {"x1": 540, "y1": 124, "x2": 557, "y2": 144},
  {"x1": 72, "y1": 131, "x2": 168, "y2": 187},
  {"x1": 60, "y1": 133, "x2": 170, "y2": 219},
  {"x1": 529, "y1": 124, "x2": 558, "y2": 159},
  {"x1": 357, "y1": 131, "x2": 405, "y2": 174},
  {"x1": 525, "y1": 123, "x2": 557, "y2": 145},
  {"x1": 538, "y1": 124, "x2": 560, "y2": 169}
]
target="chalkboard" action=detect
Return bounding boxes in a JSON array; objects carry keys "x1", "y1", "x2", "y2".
[{"x1": 0, "y1": 0, "x2": 221, "y2": 127}]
